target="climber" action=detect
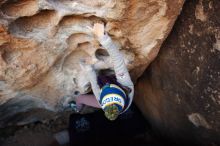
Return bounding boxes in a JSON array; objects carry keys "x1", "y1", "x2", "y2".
[
  {"x1": 48, "y1": 23, "x2": 138, "y2": 146},
  {"x1": 75, "y1": 23, "x2": 134, "y2": 121}
]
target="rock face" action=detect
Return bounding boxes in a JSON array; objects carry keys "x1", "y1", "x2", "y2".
[
  {"x1": 135, "y1": 0, "x2": 220, "y2": 145},
  {"x1": 0, "y1": 0, "x2": 184, "y2": 126}
]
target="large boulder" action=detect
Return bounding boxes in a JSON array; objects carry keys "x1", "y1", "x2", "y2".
[
  {"x1": 0, "y1": 0, "x2": 184, "y2": 126},
  {"x1": 135, "y1": 0, "x2": 220, "y2": 145}
]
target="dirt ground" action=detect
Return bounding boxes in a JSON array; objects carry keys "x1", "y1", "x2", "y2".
[
  {"x1": 0, "y1": 106, "x2": 165, "y2": 146},
  {"x1": 0, "y1": 111, "x2": 70, "y2": 146}
]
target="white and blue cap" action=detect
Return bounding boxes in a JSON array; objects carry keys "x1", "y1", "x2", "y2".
[{"x1": 99, "y1": 84, "x2": 127, "y2": 113}]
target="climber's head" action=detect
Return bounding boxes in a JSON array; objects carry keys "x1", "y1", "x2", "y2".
[
  {"x1": 100, "y1": 84, "x2": 126, "y2": 121},
  {"x1": 104, "y1": 104, "x2": 120, "y2": 121}
]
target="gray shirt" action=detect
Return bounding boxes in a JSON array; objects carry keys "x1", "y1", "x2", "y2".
[{"x1": 86, "y1": 34, "x2": 134, "y2": 113}]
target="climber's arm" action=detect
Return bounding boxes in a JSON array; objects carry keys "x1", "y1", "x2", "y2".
[
  {"x1": 89, "y1": 23, "x2": 134, "y2": 111},
  {"x1": 90, "y1": 23, "x2": 133, "y2": 91},
  {"x1": 98, "y1": 34, "x2": 134, "y2": 111},
  {"x1": 80, "y1": 63, "x2": 101, "y2": 101}
]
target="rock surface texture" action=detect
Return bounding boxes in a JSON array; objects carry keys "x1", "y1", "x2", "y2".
[
  {"x1": 135, "y1": 0, "x2": 220, "y2": 145},
  {"x1": 0, "y1": 0, "x2": 184, "y2": 126}
]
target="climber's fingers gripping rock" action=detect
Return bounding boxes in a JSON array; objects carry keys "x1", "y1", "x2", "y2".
[
  {"x1": 79, "y1": 59, "x2": 101, "y2": 99},
  {"x1": 92, "y1": 23, "x2": 105, "y2": 39},
  {"x1": 79, "y1": 59, "x2": 93, "y2": 72},
  {"x1": 87, "y1": 23, "x2": 105, "y2": 40}
]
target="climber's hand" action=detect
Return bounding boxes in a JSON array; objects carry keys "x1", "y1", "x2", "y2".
[
  {"x1": 79, "y1": 59, "x2": 94, "y2": 73},
  {"x1": 89, "y1": 23, "x2": 105, "y2": 40},
  {"x1": 79, "y1": 59, "x2": 97, "y2": 85}
]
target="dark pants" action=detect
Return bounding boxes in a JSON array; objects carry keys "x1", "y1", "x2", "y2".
[{"x1": 69, "y1": 104, "x2": 147, "y2": 146}]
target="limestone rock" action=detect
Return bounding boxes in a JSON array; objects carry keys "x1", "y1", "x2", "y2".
[
  {"x1": 135, "y1": 0, "x2": 220, "y2": 145},
  {"x1": 0, "y1": 0, "x2": 184, "y2": 126}
]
